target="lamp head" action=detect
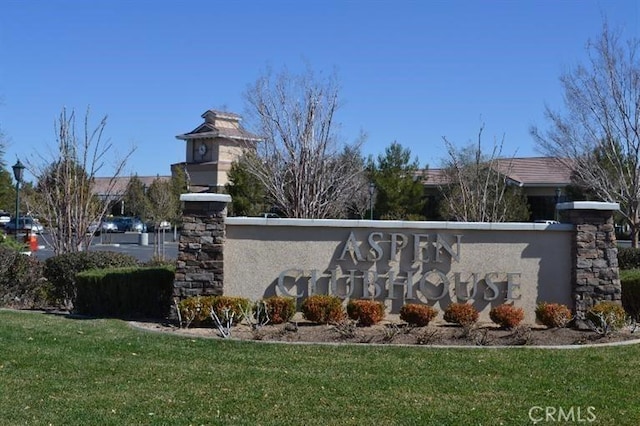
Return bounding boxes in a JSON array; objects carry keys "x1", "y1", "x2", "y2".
[{"x1": 12, "y1": 159, "x2": 25, "y2": 183}]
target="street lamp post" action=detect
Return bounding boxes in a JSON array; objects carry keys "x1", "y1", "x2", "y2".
[
  {"x1": 12, "y1": 159, "x2": 25, "y2": 238},
  {"x1": 368, "y1": 182, "x2": 375, "y2": 220}
]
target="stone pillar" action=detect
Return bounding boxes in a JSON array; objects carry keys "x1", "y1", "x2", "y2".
[
  {"x1": 172, "y1": 193, "x2": 231, "y2": 317},
  {"x1": 557, "y1": 201, "x2": 621, "y2": 321}
]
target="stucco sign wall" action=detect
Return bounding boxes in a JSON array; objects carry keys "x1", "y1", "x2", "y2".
[{"x1": 224, "y1": 218, "x2": 574, "y2": 322}]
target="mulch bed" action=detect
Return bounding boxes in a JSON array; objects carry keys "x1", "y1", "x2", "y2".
[{"x1": 132, "y1": 316, "x2": 640, "y2": 347}]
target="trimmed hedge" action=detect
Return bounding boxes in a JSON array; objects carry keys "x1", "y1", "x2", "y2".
[
  {"x1": 44, "y1": 251, "x2": 138, "y2": 307},
  {"x1": 75, "y1": 266, "x2": 174, "y2": 318}
]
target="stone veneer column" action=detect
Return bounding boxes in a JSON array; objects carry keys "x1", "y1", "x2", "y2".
[
  {"x1": 172, "y1": 193, "x2": 230, "y2": 316},
  {"x1": 557, "y1": 201, "x2": 621, "y2": 321}
]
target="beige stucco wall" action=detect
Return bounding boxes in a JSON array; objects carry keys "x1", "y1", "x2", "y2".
[{"x1": 224, "y1": 218, "x2": 573, "y2": 323}]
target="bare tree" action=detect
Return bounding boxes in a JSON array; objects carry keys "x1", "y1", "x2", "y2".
[
  {"x1": 27, "y1": 108, "x2": 133, "y2": 254},
  {"x1": 439, "y1": 126, "x2": 529, "y2": 222},
  {"x1": 146, "y1": 177, "x2": 177, "y2": 261},
  {"x1": 531, "y1": 23, "x2": 640, "y2": 245},
  {"x1": 242, "y1": 66, "x2": 367, "y2": 218}
]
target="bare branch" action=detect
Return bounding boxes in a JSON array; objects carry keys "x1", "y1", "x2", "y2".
[{"x1": 25, "y1": 107, "x2": 134, "y2": 254}]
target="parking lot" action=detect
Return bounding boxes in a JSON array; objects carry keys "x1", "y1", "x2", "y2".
[{"x1": 31, "y1": 231, "x2": 179, "y2": 263}]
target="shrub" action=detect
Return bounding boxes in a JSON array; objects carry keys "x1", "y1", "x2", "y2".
[
  {"x1": 399, "y1": 303, "x2": 438, "y2": 327},
  {"x1": 535, "y1": 302, "x2": 572, "y2": 328},
  {"x1": 621, "y1": 269, "x2": 640, "y2": 319},
  {"x1": 586, "y1": 301, "x2": 626, "y2": 333},
  {"x1": 301, "y1": 295, "x2": 345, "y2": 324},
  {"x1": 178, "y1": 296, "x2": 213, "y2": 327},
  {"x1": 618, "y1": 247, "x2": 640, "y2": 270},
  {"x1": 177, "y1": 295, "x2": 251, "y2": 327},
  {"x1": 443, "y1": 303, "x2": 479, "y2": 326},
  {"x1": 256, "y1": 296, "x2": 296, "y2": 325},
  {"x1": 44, "y1": 251, "x2": 138, "y2": 308},
  {"x1": 210, "y1": 296, "x2": 251, "y2": 325},
  {"x1": 346, "y1": 299, "x2": 385, "y2": 326},
  {"x1": 0, "y1": 246, "x2": 47, "y2": 309},
  {"x1": 489, "y1": 304, "x2": 525, "y2": 329}
]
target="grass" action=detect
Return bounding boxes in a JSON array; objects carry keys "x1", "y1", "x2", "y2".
[{"x1": 1, "y1": 310, "x2": 640, "y2": 425}]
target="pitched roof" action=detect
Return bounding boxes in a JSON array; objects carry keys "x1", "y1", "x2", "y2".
[
  {"x1": 176, "y1": 109, "x2": 262, "y2": 142},
  {"x1": 492, "y1": 157, "x2": 572, "y2": 186},
  {"x1": 177, "y1": 122, "x2": 262, "y2": 141},
  {"x1": 92, "y1": 175, "x2": 171, "y2": 197},
  {"x1": 423, "y1": 157, "x2": 572, "y2": 187}
]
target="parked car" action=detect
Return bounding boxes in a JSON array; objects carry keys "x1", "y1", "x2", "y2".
[
  {"x1": 0, "y1": 210, "x2": 11, "y2": 226},
  {"x1": 146, "y1": 220, "x2": 171, "y2": 233},
  {"x1": 87, "y1": 219, "x2": 119, "y2": 235},
  {"x1": 113, "y1": 216, "x2": 147, "y2": 232},
  {"x1": 101, "y1": 219, "x2": 118, "y2": 233},
  {"x1": 4, "y1": 216, "x2": 44, "y2": 233}
]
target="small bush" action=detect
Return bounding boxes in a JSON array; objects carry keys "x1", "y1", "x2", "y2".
[
  {"x1": 210, "y1": 296, "x2": 251, "y2": 325},
  {"x1": 178, "y1": 296, "x2": 213, "y2": 327},
  {"x1": 443, "y1": 303, "x2": 479, "y2": 326},
  {"x1": 301, "y1": 295, "x2": 345, "y2": 324},
  {"x1": 489, "y1": 304, "x2": 525, "y2": 329},
  {"x1": 621, "y1": 269, "x2": 640, "y2": 319},
  {"x1": 346, "y1": 299, "x2": 385, "y2": 326},
  {"x1": 399, "y1": 303, "x2": 438, "y2": 326},
  {"x1": 535, "y1": 302, "x2": 572, "y2": 328},
  {"x1": 586, "y1": 301, "x2": 626, "y2": 333},
  {"x1": 257, "y1": 296, "x2": 296, "y2": 325},
  {"x1": 178, "y1": 295, "x2": 251, "y2": 327}
]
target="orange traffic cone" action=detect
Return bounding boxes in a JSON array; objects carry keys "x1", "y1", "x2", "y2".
[{"x1": 28, "y1": 231, "x2": 38, "y2": 252}]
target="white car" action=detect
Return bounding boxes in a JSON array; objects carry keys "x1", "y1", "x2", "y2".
[
  {"x1": 0, "y1": 211, "x2": 10, "y2": 226},
  {"x1": 88, "y1": 220, "x2": 119, "y2": 235}
]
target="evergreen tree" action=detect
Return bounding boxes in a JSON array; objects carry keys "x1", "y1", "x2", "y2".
[
  {"x1": 225, "y1": 156, "x2": 267, "y2": 216},
  {"x1": 122, "y1": 175, "x2": 149, "y2": 218},
  {"x1": 0, "y1": 168, "x2": 15, "y2": 212},
  {"x1": 369, "y1": 141, "x2": 426, "y2": 220}
]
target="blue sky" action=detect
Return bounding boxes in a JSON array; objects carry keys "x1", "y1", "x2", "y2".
[{"x1": 1, "y1": 0, "x2": 638, "y2": 181}]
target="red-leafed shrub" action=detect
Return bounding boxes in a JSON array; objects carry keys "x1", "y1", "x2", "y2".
[
  {"x1": 301, "y1": 295, "x2": 345, "y2": 324},
  {"x1": 535, "y1": 302, "x2": 572, "y2": 328},
  {"x1": 489, "y1": 304, "x2": 525, "y2": 329},
  {"x1": 257, "y1": 296, "x2": 296, "y2": 324},
  {"x1": 346, "y1": 299, "x2": 385, "y2": 326},
  {"x1": 443, "y1": 303, "x2": 479, "y2": 326},
  {"x1": 399, "y1": 303, "x2": 438, "y2": 326}
]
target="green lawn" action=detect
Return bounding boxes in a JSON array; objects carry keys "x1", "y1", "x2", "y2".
[{"x1": 1, "y1": 310, "x2": 639, "y2": 425}]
